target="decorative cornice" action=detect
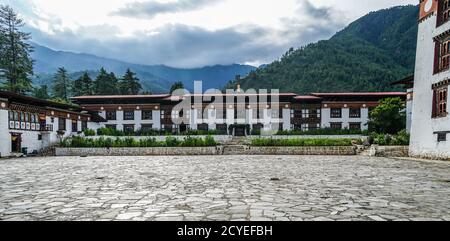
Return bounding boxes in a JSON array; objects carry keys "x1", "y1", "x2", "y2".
[{"x1": 432, "y1": 78, "x2": 450, "y2": 89}]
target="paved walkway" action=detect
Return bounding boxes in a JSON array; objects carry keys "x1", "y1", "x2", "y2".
[{"x1": 0, "y1": 156, "x2": 449, "y2": 221}]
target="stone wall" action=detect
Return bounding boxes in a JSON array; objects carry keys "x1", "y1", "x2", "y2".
[
  {"x1": 56, "y1": 147, "x2": 223, "y2": 156},
  {"x1": 246, "y1": 146, "x2": 356, "y2": 155},
  {"x1": 56, "y1": 146, "x2": 356, "y2": 156},
  {"x1": 369, "y1": 145, "x2": 409, "y2": 157}
]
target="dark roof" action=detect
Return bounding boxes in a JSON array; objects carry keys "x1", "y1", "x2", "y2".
[
  {"x1": 391, "y1": 75, "x2": 414, "y2": 87},
  {"x1": 72, "y1": 94, "x2": 170, "y2": 100},
  {"x1": 0, "y1": 90, "x2": 83, "y2": 111}
]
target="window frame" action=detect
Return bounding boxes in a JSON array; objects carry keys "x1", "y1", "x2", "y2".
[
  {"x1": 330, "y1": 108, "x2": 342, "y2": 118},
  {"x1": 58, "y1": 118, "x2": 66, "y2": 131},
  {"x1": 123, "y1": 110, "x2": 135, "y2": 121},
  {"x1": 434, "y1": 86, "x2": 448, "y2": 118},
  {"x1": 330, "y1": 122, "x2": 342, "y2": 130},
  {"x1": 106, "y1": 110, "x2": 117, "y2": 121},
  {"x1": 349, "y1": 108, "x2": 361, "y2": 118}
]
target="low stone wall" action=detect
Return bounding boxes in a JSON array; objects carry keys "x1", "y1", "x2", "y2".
[
  {"x1": 369, "y1": 145, "x2": 409, "y2": 157},
  {"x1": 246, "y1": 146, "x2": 357, "y2": 155},
  {"x1": 55, "y1": 147, "x2": 223, "y2": 156},
  {"x1": 252, "y1": 135, "x2": 366, "y2": 140},
  {"x1": 56, "y1": 146, "x2": 357, "y2": 156}
]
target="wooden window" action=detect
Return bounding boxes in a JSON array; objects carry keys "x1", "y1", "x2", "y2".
[
  {"x1": 433, "y1": 87, "x2": 448, "y2": 118},
  {"x1": 81, "y1": 121, "x2": 88, "y2": 131},
  {"x1": 330, "y1": 108, "x2": 342, "y2": 118},
  {"x1": 330, "y1": 122, "x2": 342, "y2": 130},
  {"x1": 309, "y1": 109, "x2": 321, "y2": 119},
  {"x1": 435, "y1": 38, "x2": 450, "y2": 73},
  {"x1": 72, "y1": 120, "x2": 78, "y2": 133},
  {"x1": 106, "y1": 111, "x2": 116, "y2": 120},
  {"x1": 123, "y1": 124, "x2": 135, "y2": 133},
  {"x1": 438, "y1": 133, "x2": 447, "y2": 142},
  {"x1": 142, "y1": 110, "x2": 153, "y2": 120},
  {"x1": 58, "y1": 118, "x2": 66, "y2": 131},
  {"x1": 8, "y1": 111, "x2": 13, "y2": 121},
  {"x1": 123, "y1": 110, "x2": 134, "y2": 120},
  {"x1": 140, "y1": 124, "x2": 153, "y2": 132},
  {"x1": 198, "y1": 124, "x2": 209, "y2": 131},
  {"x1": 308, "y1": 123, "x2": 320, "y2": 130},
  {"x1": 438, "y1": 0, "x2": 450, "y2": 26},
  {"x1": 349, "y1": 108, "x2": 361, "y2": 118},
  {"x1": 349, "y1": 122, "x2": 361, "y2": 130}
]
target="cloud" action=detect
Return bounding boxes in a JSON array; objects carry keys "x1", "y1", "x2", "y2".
[
  {"x1": 112, "y1": 0, "x2": 224, "y2": 19},
  {"x1": 20, "y1": 0, "x2": 349, "y2": 68}
]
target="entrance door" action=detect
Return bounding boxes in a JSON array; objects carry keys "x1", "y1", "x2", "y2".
[
  {"x1": 234, "y1": 127, "x2": 246, "y2": 137},
  {"x1": 11, "y1": 133, "x2": 21, "y2": 153}
]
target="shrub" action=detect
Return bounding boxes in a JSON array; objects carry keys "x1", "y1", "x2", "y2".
[
  {"x1": 251, "y1": 138, "x2": 356, "y2": 146},
  {"x1": 60, "y1": 136, "x2": 217, "y2": 148},
  {"x1": 371, "y1": 130, "x2": 410, "y2": 146},
  {"x1": 83, "y1": 129, "x2": 96, "y2": 136},
  {"x1": 97, "y1": 128, "x2": 125, "y2": 136}
]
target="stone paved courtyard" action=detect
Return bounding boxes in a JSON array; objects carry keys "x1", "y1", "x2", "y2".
[{"x1": 0, "y1": 155, "x2": 449, "y2": 221}]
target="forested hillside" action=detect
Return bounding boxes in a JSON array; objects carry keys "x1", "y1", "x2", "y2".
[{"x1": 230, "y1": 5, "x2": 418, "y2": 94}]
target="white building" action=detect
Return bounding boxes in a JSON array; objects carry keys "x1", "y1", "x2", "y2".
[
  {"x1": 72, "y1": 92, "x2": 405, "y2": 136},
  {"x1": 410, "y1": 0, "x2": 450, "y2": 159},
  {"x1": 0, "y1": 91, "x2": 103, "y2": 157}
]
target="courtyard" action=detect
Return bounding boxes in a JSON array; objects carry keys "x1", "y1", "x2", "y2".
[{"x1": 0, "y1": 155, "x2": 449, "y2": 221}]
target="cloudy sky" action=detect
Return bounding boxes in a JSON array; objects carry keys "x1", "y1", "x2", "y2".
[{"x1": 3, "y1": 0, "x2": 417, "y2": 68}]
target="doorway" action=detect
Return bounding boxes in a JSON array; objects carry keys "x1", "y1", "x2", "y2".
[
  {"x1": 11, "y1": 133, "x2": 21, "y2": 153},
  {"x1": 234, "y1": 126, "x2": 246, "y2": 137}
]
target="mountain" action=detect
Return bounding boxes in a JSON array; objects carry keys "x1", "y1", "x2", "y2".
[
  {"x1": 230, "y1": 5, "x2": 419, "y2": 94},
  {"x1": 31, "y1": 43, "x2": 256, "y2": 93}
]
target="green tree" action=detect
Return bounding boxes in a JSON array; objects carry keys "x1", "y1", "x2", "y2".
[
  {"x1": 170, "y1": 81, "x2": 184, "y2": 94},
  {"x1": 119, "y1": 69, "x2": 141, "y2": 95},
  {"x1": 0, "y1": 5, "x2": 34, "y2": 94},
  {"x1": 32, "y1": 85, "x2": 50, "y2": 99},
  {"x1": 52, "y1": 67, "x2": 71, "y2": 100},
  {"x1": 94, "y1": 68, "x2": 119, "y2": 95},
  {"x1": 367, "y1": 97, "x2": 406, "y2": 134},
  {"x1": 72, "y1": 72, "x2": 93, "y2": 96}
]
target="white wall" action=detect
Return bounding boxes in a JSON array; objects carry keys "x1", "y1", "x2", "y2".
[
  {"x1": 321, "y1": 108, "x2": 369, "y2": 130},
  {"x1": 410, "y1": 16, "x2": 450, "y2": 159},
  {"x1": 0, "y1": 109, "x2": 10, "y2": 157},
  {"x1": 97, "y1": 110, "x2": 161, "y2": 131}
]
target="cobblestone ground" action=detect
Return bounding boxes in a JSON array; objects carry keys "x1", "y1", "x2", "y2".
[{"x1": 0, "y1": 155, "x2": 449, "y2": 221}]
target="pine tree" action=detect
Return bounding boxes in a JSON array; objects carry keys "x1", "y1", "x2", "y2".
[
  {"x1": 52, "y1": 67, "x2": 71, "y2": 100},
  {"x1": 32, "y1": 85, "x2": 50, "y2": 99},
  {"x1": 0, "y1": 5, "x2": 34, "y2": 94},
  {"x1": 119, "y1": 69, "x2": 142, "y2": 95},
  {"x1": 93, "y1": 68, "x2": 119, "y2": 95},
  {"x1": 170, "y1": 81, "x2": 184, "y2": 94},
  {"x1": 72, "y1": 72, "x2": 93, "y2": 96}
]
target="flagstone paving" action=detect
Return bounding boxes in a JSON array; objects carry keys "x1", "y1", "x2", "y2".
[{"x1": 0, "y1": 155, "x2": 449, "y2": 221}]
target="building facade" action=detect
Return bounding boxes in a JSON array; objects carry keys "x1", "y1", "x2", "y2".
[
  {"x1": 410, "y1": 0, "x2": 450, "y2": 159},
  {"x1": 72, "y1": 92, "x2": 405, "y2": 135},
  {"x1": 0, "y1": 91, "x2": 104, "y2": 157}
]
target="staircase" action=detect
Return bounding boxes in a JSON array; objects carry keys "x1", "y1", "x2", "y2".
[{"x1": 222, "y1": 137, "x2": 251, "y2": 155}]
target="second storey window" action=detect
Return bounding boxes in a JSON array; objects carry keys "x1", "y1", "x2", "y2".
[
  {"x1": 438, "y1": 0, "x2": 450, "y2": 26},
  {"x1": 106, "y1": 111, "x2": 116, "y2": 120},
  {"x1": 349, "y1": 108, "x2": 361, "y2": 118},
  {"x1": 142, "y1": 110, "x2": 153, "y2": 120},
  {"x1": 433, "y1": 87, "x2": 448, "y2": 118},
  {"x1": 434, "y1": 35, "x2": 450, "y2": 74},
  {"x1": 123, "y1": 110, "x2": 135, "y2": 120},
  {"x1": 330, "y1": 108, "x2": 342, "y2": 118}
]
